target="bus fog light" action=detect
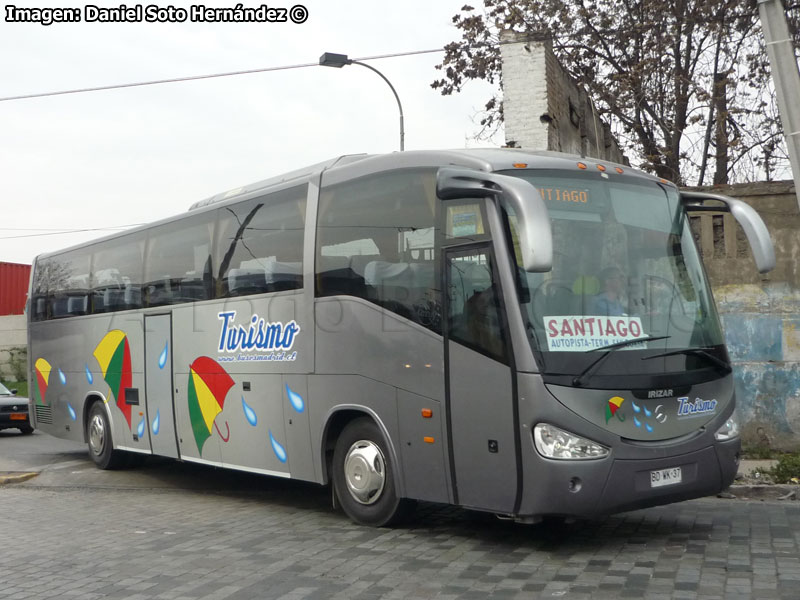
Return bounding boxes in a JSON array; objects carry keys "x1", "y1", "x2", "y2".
[
  {"x1": 533, "y1": 423, "x2": 609, "y2": 460},
  {"x1": 714, "y1": 415, "x2": 740, "y2": 441}
]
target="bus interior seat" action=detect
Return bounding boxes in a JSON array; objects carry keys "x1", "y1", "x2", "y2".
[
  {"x1": 67, "y1": 295, "x2": 88, "y2": 316},
  {"x1": 49, "y1": 296, "x2": 69, "y2": 318},
  {"x1": 227, "y1": 268, "x2": 267, "y2": 296},
  {"x1": 264, "y1": 261, "x2": 302, "y2": 292},
  {"x1": 316, "y1": 255, "x2": 374, "y2": 298}
]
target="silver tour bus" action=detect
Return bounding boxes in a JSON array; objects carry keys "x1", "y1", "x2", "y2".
[{"x1": 27, "y1": 149, "x2": 775, "y2": 526}]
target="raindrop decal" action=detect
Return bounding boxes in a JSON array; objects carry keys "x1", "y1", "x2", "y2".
[
  {"x1": 269, "y1": 430, "x2": 287, "y2": 463},
  {"x1": 152, "y1": 410, "x2": 160, "y2": 436},
  {"x1": 137, "y1": 417, "x2": 146, "y2": 438},
  {"x1": 644, "y1": 406, "x2": 653, "y2": 418},
  {"x1": 286, "y1": 384, "x2": 305, "y2": 413},
  {"x1": 645, "y1": 423, "x2": 654, "y2": 433},
  {"x1": 158, "y1": 342, "x2": 168, "y2": 369},
  {"x1": 633, "y1": 416, "x2": 642, "y2": 428},
  {"x1": 67, "y1": 403, "x2": 77, "y2": 421},
  {"x1": 631, "y1": 401, "x2": 641, "y2": 413},
  {"x1": 58, "y1": 368, "x2": 67, "y2": 385},
  {"x1": 242, "y1": 397, "x2": 257, "y2": 426},
  {"x1": 85, "y1": 364, "x2": 93, "y2": 384}
]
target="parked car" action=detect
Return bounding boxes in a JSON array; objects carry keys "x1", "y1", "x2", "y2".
[{"x1": 0, "y1": 382, "x2": 33, "y2": 434}]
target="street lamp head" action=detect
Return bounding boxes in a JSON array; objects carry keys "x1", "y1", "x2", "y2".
[{"x1": 319, "y1": 52, "x2": 351, "y2": 68}]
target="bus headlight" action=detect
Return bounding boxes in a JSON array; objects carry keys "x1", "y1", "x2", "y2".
[
  {"x1": 533, "y1": 423, "x2": 609, "y2": 460},
  {"x1": 714, "y1": 415, "x2": 740, "y2": 441}
]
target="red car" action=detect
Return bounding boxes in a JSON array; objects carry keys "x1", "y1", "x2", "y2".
[{"x1": 0, "y1": 382, "x2": 33, "y2": 435}]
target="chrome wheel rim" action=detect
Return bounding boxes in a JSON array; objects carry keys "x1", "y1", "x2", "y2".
[
  {"x1": 88, "y1": 412, "x2": 106, "y2": 456},
  {"x1": 343, "y1": 439, "x2": 386, "y2": 505}
]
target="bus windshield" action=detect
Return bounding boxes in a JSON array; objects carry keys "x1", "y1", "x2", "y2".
[{"x1": 501, "y1": 169, "x2": 726, "y2": 387}]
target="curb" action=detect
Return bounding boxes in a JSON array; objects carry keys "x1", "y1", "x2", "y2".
[
  {"x1": 0, "y1": 472, "x2": 38, "y2": 485},
  {"x1": 725, "y1": 484, "x2": 799, "y2": 500}
]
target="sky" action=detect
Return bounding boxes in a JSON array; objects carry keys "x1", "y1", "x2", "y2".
[{"x1": 0, "y1": 0, "x2": 503, "y2": 265}]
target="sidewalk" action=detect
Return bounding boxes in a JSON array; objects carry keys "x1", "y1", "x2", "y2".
[
  {"x1": 737, "y1": 458, "x2": 777, "y2": 480},
  {"x1": 728, "y1": 458, "x2": 798, "y2": 501}
]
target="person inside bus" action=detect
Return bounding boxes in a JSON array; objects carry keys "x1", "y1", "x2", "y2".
[{"x1": 590, "y1": 266, "x2": 627, "y2": 316}]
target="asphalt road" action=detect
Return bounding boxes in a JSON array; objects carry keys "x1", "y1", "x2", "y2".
[{"x1": 2, "y1": 430, "x2": 800, "y2": 599}]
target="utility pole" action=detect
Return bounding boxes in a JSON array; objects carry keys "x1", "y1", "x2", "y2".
[{"x1": 757, "y1": 0, "x2": 800, "y2": 210}]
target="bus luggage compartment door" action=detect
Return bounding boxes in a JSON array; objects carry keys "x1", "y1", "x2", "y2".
[{"x1": 144, "y1": 313, "x2": 180, "y2": 459}]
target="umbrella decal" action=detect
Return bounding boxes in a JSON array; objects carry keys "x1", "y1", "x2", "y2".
[
  {"x1": 605, "y1": 396, "x2": 625, "y2": 423},
  {"x1": 34, "y1": 358, "x2": 51, "y2": 405},
  {"x1": 188, "y1": 356, "x2": 234, "y2": 454},
  {"x1": 93, "y1": 330, "x2": 133, "y2": 429}
]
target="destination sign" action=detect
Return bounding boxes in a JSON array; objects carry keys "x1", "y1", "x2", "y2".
[{"x1": 537, "y1": 187, "x2": 589, "y2": 205}]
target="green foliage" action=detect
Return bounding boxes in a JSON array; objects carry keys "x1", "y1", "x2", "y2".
[
  {"x1": 742, "y1": 444, "x2": 779, "y2": 460},
  {"x1": 769, "y1": 453, "x2": 800, "y2": 484}
]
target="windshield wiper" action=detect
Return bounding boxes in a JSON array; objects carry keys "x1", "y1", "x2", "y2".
[
  {"x1": 642, "y1": 348, "x2": 731, "y2": 374},
  {"x1": 572, "y1": 336, "x2": 671, "y2": 387}
]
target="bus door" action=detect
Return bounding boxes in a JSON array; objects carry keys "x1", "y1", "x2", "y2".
[
  {"x1": 444, "y1": 243, "x2": 519, "y2": 514},
  {"x1": 144, "y1": 313, "x2": 180, "y2": 459}
]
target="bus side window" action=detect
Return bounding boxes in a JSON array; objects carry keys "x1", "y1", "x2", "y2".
[
  {"x1": 91, "y1": 235, "x2": 144, "y2": 314},
  {"x1": 316, "y1": 168, "x2": 441, "y2": 333},
  {"x1": 35, "y1": 252, "x2": 91, "y2": 320},
  {"x1": 144, "y1": 216, "x2": 213, "y2": 306},
  {"x1": 215, "y1": 185, "x2": 307, "y2": 298}
]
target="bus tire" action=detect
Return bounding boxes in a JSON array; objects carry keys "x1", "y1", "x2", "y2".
[
  {"x1": 332, "y1": 417, "x2": 413, "y2": 527},
  {"x1": 87, "y1": 402, "x2": 126, "y2": 470}
]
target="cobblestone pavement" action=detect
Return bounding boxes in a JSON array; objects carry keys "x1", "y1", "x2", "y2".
[{"x1": 3, "y1": 466, "x2": 800, "y2": 600}]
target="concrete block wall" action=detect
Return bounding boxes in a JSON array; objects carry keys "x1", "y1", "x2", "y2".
[
  {"x1": 499, "y1": 31, "x2": 625, "y2": 164},
  {"x1": 499, "y1": 32, "x2": 550, "y2": 151},
  {"x1": 689, "y1": 181, "x2": 800, "y2": 450},
  {"x1": 0, "y1": 314, "x2": 27, "y2": 381}
]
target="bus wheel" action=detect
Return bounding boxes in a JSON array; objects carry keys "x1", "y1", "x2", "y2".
[
  {"x1": 87, "y1": 402, "x2": 125, "y2": 470},
  {"x1": 332, "y1": 418, "x2": 413, "y2": 527}
]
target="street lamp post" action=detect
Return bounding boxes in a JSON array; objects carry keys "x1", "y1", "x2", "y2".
[{"x1": 319, "y1": 52, "x2": 405, "y2": 151}]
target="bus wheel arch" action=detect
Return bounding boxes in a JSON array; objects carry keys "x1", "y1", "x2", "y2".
[
  {"x1": 327, "y1": 412, "x2": 414, "y2": 527},
  {"x1": 84, "y1": 397, "x2": 126, "y2": 470}
]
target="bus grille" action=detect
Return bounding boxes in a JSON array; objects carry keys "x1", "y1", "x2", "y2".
[{"x1": 34, "y1": 404, "x2": 53, "y2": 424}]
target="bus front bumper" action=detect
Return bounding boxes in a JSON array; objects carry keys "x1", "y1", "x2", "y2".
[{"x1": 518, "y1": 438, "x2": 740, "y2": 519}]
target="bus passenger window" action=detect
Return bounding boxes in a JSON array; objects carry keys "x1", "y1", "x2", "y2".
[
  {"x1": 144, "y1": 216, "x2": 213, "y2": 306},
  {"x1": 215, "y1": 185, "x2": 306, "y2": 298},
  {"x1": 90, "y1": 234, "x2": 144, "y2": 314},
  {"x1": 316, "y1": 168, "x2": 441, "y2": 333},
  {"x1": 34, "y1": 251, "x2": 91, "y2": 319}
]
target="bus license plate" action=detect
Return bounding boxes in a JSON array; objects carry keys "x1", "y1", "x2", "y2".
[
  {"x1": 650, "y1": 466, "x2": 682, "y2": 488},
  {"x1": 9, "y1": 413, "x2": 26, "y2": 421}
]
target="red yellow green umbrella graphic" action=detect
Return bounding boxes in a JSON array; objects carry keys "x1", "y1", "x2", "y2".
[
  {"x1": 33, "y1": 358, "x2": 51, "y2": 405},
  {"x1": 188, "y1": 357, "x2": 234, "y2": 455},
  {"x1": 605, "y1": 396, "x2": 626, "y2": 423},
  {"x1": 93, "y1": 330, "x2": 133, "y2": 429}
]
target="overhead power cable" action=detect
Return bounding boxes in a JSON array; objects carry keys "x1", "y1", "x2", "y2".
[
  {"x1": 0, "y1": 48, "x2": 444, "y2": 103},
  {"x1": 0, "y1": 225, "x2": 143, "y2": 240}
]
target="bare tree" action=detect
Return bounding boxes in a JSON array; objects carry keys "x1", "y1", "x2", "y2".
[{"x1": 433, "y1": 0, "x2": 796, "y2": 185}]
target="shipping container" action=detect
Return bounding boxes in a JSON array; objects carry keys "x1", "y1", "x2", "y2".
[{"x1": 0, "y1": 262, "x2": 31, "y2": 315}]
